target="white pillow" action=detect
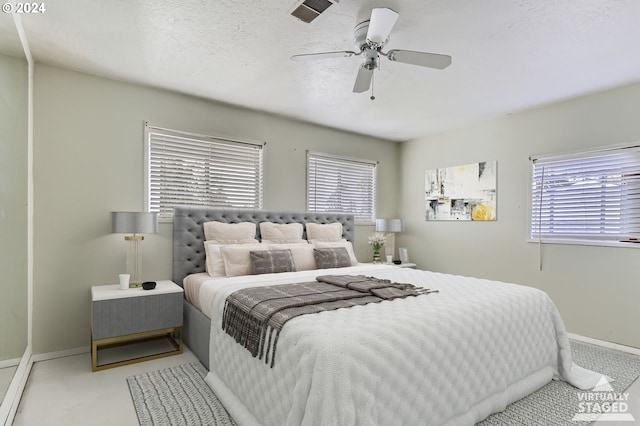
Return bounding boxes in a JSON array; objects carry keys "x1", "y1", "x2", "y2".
[
  {"x1": 203, "y1": 221, "x2": 256, "y2": 242},
  {"x1": 209, "y1": 238, "x2": 259, "y2": 244},
  {"x1": 269, "y1": 243, "x2": 317, "y2": 271},
  {"x1": 305, "y1": 222, "x2": 343, "y2": 242},
  {"x1": 259, "y1": 222, "x2": 304, "y2": 242},
  {"x1": 220, "y1": 244, "x2": 269, "y2": 277},
  {"x1": 261, "y1": 239, "x2": 307, "y2": 244},
  {"x1": 204, "y1": 239, "x2": 258, "y2": 277},
  {"x1": 312, "y1": 240, "x2": 358, "y2": 266},
  {"x1": 204, "y1": 242, "x2": 226, "y2": 277}
]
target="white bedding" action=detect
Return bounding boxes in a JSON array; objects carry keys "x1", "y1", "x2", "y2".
[
  {"x1": 201, "y1": 265, "x2": 604, "y2": 426},
  {"x1": 184, "y1": 265, "x2": 380, "y2": 318}
]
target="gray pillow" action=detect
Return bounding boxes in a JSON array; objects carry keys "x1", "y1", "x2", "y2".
[
  {"x1": 250, "y1": 250, "x2": 296, "y2": 275},
  {"x1": 313, "y1": 247, "x2": 352, "y2": 269}
]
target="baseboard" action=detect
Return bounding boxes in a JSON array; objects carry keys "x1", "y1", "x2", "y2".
[
  {"x1": 1, "y1": 347, "x2": 33, "y2": 426},
  {"x1": 0, "y1": 357, "x2": 21, "y2": 369},
  {"x1": 568, "y1": 333, "x2": 640, "y2": 356},
  {"x1": 2, "y1": 345, "x2": 92, "y2": 424},
  {"x1": 7, "y1": 345, "x2": 91, "y2": 366},
  {"x1": 32, "y1": 346, "x2": 90, "y2": 363}
]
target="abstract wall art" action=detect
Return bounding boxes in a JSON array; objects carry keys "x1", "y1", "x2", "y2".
[{"x1": 425, "y1": 161, "x2": 497, "y2": 221}]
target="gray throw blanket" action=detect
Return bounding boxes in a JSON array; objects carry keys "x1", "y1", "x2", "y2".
[{"x1": 222, "y1": 275, "x2": 438, "y2": 367}]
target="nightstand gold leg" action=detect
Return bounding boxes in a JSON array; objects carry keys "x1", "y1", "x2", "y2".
[
  {"x1": 91, "y1": 327, "x2": 183, "y2": 372},
  {"x1": 91, "y1": 337, "x2": 98, "y2": 372}
]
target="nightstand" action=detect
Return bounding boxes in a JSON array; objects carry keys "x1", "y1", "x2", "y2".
[{"x1": 91, "y1": 280, "x2": 183, "y2": 372}]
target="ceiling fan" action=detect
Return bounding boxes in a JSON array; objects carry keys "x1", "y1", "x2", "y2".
[{"x1": 290, "y1": 7, "x2": 452, "y2": 97}]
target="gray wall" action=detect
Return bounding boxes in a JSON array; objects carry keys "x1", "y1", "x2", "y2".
[
  {"x1": 32, "y1": 61, "x2": 640, "y2": 354},
  {"x1": 399, "y1": 81, "x2": 640, "y2": 349},
  {"x1": 33, "y1": 63, "x2": 400, "y2": 354},
  {"x1": 0, "y1": 52, "x2": 28, "y2": 361}
]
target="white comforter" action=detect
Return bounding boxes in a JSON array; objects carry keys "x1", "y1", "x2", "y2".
[{"x1": 203, "y1": 265, "x2": 603, "y2": 426}]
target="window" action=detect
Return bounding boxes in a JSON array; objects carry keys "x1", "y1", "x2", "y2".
[
  {"x1": 307, "y1": 151, "x2": 377, "y2": 224},
  {"x1": 530, "y1": 144, "x2": 640, "y2": 243},
  {"x1": 145, "y1": 123, "x2": 263, "y2": 219}
]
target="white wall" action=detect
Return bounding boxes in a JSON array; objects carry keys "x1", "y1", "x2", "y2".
[
  {"x1": 399, "y1": 82, "x2": 640, "y2": 349},
  {"x1": 33, "y1": 64, "x2": 400, "y2": 354}
]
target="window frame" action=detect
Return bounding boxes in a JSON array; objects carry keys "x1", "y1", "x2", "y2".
[
  {"x1": 528, "y1": 142, "x2": 640, "y2": 248},
  {"x1": 144, "y1": 122, "x2": 264, "y2": 221},
  {"x1": 306, "y1": 150, "x2": 378, "y2": 225}
]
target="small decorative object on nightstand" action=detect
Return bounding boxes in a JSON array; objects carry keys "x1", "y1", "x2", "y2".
[
  {"x1": 90, "y1": 280, "x2": 183, "y2": 371},
  {"x1": 368, "y1": 232, "x2": 386, "y2": 263},
  {"x1": 142, "y1": 281, "x2": 157, "y2": 290},
  {"x1": 398, "y1": 247, "x2": 410, "y2": 263}
]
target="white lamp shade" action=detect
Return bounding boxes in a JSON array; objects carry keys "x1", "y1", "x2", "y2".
[
  {"x1": 111, "y1": 212, "x2": 158, "y2": 234},
  {"x1": 376, "y1": 218, "x2": 404, "y2": 233}
]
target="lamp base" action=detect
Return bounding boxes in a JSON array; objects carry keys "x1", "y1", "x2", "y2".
[
  {"x1": 384, "y1": 233, "x2": 396, "y2": 261},
  {"x1": 125, "y1": 235, "x2": 144, "y2": 286}
]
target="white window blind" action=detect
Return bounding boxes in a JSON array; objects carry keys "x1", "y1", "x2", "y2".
[
  {"x1": 307, "y1": 151, "x2": 377, "y2": 224},
  {"x1": 530, "y1": 145, "x2": 640, "y2": 242},
  {"x1": 145, "y1": 124, "x2": 263, "y2": 218}
]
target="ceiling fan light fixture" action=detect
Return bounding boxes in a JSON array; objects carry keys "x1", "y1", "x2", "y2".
[{"x1": 365, "y1": 7, "x2": 399, "y2": 46}]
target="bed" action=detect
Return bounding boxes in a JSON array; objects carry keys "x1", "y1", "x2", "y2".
[{"x1": 173, "y1": 206, "x2": 602, "y2": 426}]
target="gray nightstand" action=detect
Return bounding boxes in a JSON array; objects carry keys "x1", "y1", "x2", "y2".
[{"x1": 91, "y1": 280, "x2": 183, "y2": 371}]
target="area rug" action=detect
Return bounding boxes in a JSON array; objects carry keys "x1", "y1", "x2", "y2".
[
  {"x1": 479, "y1": 340, "x2": 640, "y2": 425},
  {"x1": 128, "y1": 341, "x2": 640, "y2": 426},
  {"x1": 127, "y1": 362, "x2": 236, "y2": 426}
]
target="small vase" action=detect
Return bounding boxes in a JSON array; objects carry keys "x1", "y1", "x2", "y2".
[{"x1": 372, "y1": 247, "x2": 381, "y2": 263}]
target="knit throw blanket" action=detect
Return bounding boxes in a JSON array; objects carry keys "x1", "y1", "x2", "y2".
[{"x1": 222, "y1": 275, "x2": 438, "y2": 367}]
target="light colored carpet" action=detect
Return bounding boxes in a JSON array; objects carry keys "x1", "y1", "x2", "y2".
[{"x1": 128, "y1": 341, "x2": 640, "y2": 426}]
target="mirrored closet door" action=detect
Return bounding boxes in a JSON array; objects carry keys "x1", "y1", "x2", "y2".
[{"x1": 0, "y1": 12, "x2": 29, "y2": 419}]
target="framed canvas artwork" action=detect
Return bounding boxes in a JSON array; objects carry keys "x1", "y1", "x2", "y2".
[{"x1": 425, "y1": 161, "x2": 497, "y2": 221}]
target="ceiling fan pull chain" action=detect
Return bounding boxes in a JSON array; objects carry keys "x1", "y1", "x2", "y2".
[{"x1": 370, "y1": 69, "x2": 376, "y2": 101}]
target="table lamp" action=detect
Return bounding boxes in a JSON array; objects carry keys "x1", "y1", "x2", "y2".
[
  {"x1": 111, "y1": 212, "x2": 158, "y2": 287},
  {"x1": 375, "y1": 218, "x2": 404, "y2": 262}
]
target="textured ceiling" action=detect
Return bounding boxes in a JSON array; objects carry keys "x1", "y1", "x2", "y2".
[{"x1": 5, "y1": 0, "x2": 640, "y2": 141}]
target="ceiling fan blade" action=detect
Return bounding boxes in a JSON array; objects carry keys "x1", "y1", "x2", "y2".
[
  {"x1": 366, "y1": 8, "x2": 399, "y2": 46},
  {"x1": 290, "y1": 51, "x2": 358, "y2": 61},
  {"x1": 386, "y1": 49, "x2": 452, "y2": 69},
  {"x1": 353, "y1": 64, "x2": 373, "y2": 93}
]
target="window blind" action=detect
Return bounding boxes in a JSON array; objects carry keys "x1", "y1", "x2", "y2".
[
  {"x1": 146, "y1": 125, "x2": 263, "y2": 218},
  {"x1": 307, "y1": 151, "x2": 377, "y2": 224},
  {"x1": 530, "y1": 145, "x2": 640, "y2": 241}
]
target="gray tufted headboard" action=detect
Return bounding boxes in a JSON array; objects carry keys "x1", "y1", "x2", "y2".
[{"x1": 172, "y1": 206, "x2": 355, "y2": 286}]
